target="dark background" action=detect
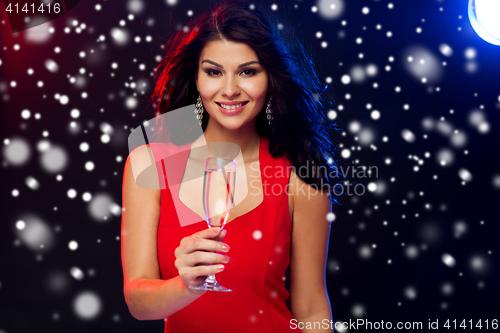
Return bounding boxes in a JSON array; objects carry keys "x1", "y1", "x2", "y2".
[{"x1": 1, "y1": 0, "x2": 499, "y2": 332}]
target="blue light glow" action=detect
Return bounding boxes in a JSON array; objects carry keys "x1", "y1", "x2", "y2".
[{"x1": 468, "y1": 0, "x2": 500, "y2": 45}]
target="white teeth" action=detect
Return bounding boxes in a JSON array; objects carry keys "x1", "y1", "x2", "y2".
[{"x1": 220, "y1": 102, "x2": 245, "y2": 110}]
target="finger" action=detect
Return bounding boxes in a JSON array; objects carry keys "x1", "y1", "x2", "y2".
[
  {"x1": 213, "y1": 229, "x2": 227, "y2": 242},
  {"x1": 187, "y1": 237, "x2": 229, "y2": 253},
  {"x1": 186, "y1": 251, "x2": 230, "y2": 266},
  {"x1": 180, "y1": 227, "x2": 220, "y2": 245},
  {"x1": 199, "y1": 227, "x2": 223, "y2": 239},
  {"x1": 194, "y1": 264, "x2": 225, "y2": 277},
  {"x1": 180, "y1": 264, "x2": 225, "y2": 283},
  {"x1": 218, "y1": 229, "x2": 227, "y2": 241}
]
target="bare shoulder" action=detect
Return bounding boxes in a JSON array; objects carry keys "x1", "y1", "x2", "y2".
[
  {"x1": 126, "y1": 144, "x2": 164, "y2": 190},
  {"x1": 123, "y1": 145, "x2": 161, "y2": 206},
  {"x1": 288, "y1": 168, "x2": 332, "y2": 224}
]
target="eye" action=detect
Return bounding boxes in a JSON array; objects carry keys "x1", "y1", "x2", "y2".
[
  {"x1": 204, "y1": 69, "x2": 257, "y2": 77},
  {"x1": 205, "y1": 69, "x2": 221, "y2": 76},
  {"x1": 241, "y1": 69, "x2": 256, "y2": 76}
]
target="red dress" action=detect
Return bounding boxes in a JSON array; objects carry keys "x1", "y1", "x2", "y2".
[{"x1": 151, "y1": 137, "x2": 296, "y2": 333}]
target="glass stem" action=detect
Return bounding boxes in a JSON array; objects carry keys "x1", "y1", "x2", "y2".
[{"x1": 205, "y1": 228, "x2": 221, "y2": 284}]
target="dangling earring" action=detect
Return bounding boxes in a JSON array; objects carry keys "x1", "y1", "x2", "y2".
[
  {"x1": 195, "y1": 94, "x2": 204, "y2": 126},
  {"x1": 266, "y1": 96, "x2": 273, "y2": 126}
]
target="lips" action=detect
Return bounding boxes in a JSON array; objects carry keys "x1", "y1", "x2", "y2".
[
  {"x1": 216, "y1": 101, "x2": 248, "y2": 115},
  {"x1": 215, "y1": 101, "x2": 249, "y2": 107}
]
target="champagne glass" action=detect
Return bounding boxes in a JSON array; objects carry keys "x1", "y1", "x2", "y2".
[{"x1": 188, "y1": 157, "x2": 236, "y2": 292}]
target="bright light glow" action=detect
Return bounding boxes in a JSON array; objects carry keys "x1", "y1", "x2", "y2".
[{"x1": 468, "y1": 0, "x2": 500, "y2": 45}]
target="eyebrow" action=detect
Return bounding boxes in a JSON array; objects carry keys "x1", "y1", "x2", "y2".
[{"x1": 201, "y1": 60, "x2": 262, "y2": 68}]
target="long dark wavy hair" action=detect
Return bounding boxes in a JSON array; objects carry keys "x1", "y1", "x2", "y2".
[{"x1": 149, "y1": 0, "x2": 345, "y2": 205}]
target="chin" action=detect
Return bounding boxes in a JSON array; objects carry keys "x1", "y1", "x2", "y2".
[
  {"x1": 211, "y1": 117, "x2": 247, "y2": 130},
  {"x1": 219, "y1": 121, "x2": 246, "y2": 131}
]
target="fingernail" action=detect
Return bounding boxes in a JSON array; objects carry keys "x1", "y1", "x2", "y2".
[
  {"x1": 213, "y1": 227, "x2": 220, "y2": 233},
  {"x1": 221, "y1": 244, "x2": 230, "y2": 251},
  {"x1": 217, "y1": 264, "x2": 225, "y2": 271},
  {"x1": 222, "y1": 255, "x2": 230, "y2": 263}
]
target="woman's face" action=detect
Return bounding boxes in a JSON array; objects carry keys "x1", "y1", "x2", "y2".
[{"x1": 195, "y1": 40, "x2": 271, "y2": 130}]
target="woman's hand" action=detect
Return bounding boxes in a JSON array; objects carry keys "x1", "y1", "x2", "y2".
[{"x1": 174, "y1": 227, "x2": 230, "y2": 289}]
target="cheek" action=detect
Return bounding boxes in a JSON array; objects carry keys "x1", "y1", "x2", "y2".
[
  {"x1": 244, "y1": 83, "x2": 268, "y2": 100},
  {"x1": 199, "y1": 83, "x2": 220, "y2": 98},
  {"x1": 197, "y1": 75, "x2": 213, "y2": 88}
]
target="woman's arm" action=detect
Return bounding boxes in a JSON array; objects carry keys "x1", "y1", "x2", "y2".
[
  {"x1": 121, "y1": 146, "x2": 205, "y2": 320},
  {"x1": 288, "y1": 169, "x2": 334, "y2": 332}
]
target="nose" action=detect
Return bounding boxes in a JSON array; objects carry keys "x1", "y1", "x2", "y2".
[{"x1": 222, "y1": 75, "x2": 240, "y2": 98}]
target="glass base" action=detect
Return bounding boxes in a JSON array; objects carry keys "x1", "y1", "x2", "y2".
[{"x1": 189, "y1": 279, "x2": 232, "y2": 292}]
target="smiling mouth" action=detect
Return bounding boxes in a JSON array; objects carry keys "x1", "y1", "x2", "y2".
[{"x1": 215, "y1": 101, "x2": 249, "y2": 108}]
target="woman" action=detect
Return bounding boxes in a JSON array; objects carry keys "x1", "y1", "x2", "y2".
[{"x1": 121, "y1": 1, "x2": 343, "y2": 332}]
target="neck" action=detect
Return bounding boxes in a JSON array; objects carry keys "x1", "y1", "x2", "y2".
[{"x1": 203, "y1": 117, "x2": 261, "y2": 160}]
